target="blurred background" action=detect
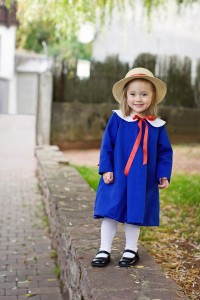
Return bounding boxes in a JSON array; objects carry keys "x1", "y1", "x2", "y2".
[{"x1": 0, "y1": 0, "x2": 200, "y2": 149}]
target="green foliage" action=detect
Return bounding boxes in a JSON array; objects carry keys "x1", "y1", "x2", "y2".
[
  {"x1": 15, "y1": 0, "x2": 127, "y2": 57},
  {"x1": 42, "y1": 214, "x2": 50, "y2": 227},
  {"x1": 142, "y1": 0, "x2": 167, "y2": 15},
  {"x1": 14, "y1": 0, "x2": 199, "y2": 33},
  {"x1": 50, "y1": 250, "x2": 58, "y2": 259},
  {"x1": 53, "y1": 265, "x2": 61, "y2": 278},
  {"x1": 13, "y1": 0, "x2": 199, "y2": 58},
  {"x1": 132, "y1": 53, "x2": 157, "y2": 73},
  {"x1": 53, "y1": 53, "x2": 197, "y2": 107},
  {"x1": 17, "y1": 18, "x2": 93, "y2": 59},
  {"x1": 5, "y1": 0, "x2": 14, "y2": 8},
  {"x1": 88, "y1": 56, "x2": 129, "y2": 103},
  {"x1": 164, "y1": 56, "x2": 195, "y2": 107},
  {"x1": 54, "y1": 55, "x2": 129, "y2": 103},
  {"x1": 16, "y1": 20, "x2": 57, "y2": 53}
]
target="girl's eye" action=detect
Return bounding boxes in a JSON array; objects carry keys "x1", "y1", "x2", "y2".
[
  {"x1": 142, "y1": 93, "x2": 147, "y2": 96},
  {"x1": 130, "y1": 93, "x2": 135, "y2": 96}
]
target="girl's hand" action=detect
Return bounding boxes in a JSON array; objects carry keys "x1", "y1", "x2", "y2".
[
  {"x1": 158, "y1": 177, "x2": 169, "y2": 189},
  {"x1": 103, "y1": 172, "x2": 114, "y2": 184}
]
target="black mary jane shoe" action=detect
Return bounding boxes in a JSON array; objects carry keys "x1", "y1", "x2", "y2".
[
  {"x1": 118, "y1": 250, "x2": 139, "y2": 268},
  {"x1": 91, "y1": 250, "x2": 111, "y2": 268}
]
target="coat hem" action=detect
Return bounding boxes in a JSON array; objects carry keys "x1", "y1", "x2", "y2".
[{"x1": 94, "y1": 215, "x2": 159, "y2": 227}]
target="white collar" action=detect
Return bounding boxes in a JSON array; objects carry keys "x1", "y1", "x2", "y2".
[{"x1": 113, "y1": 110, "x2": 166, "y2": 127}]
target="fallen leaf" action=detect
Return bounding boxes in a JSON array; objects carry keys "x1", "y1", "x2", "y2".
[
  {"x1": 47, "y1": 278, "x2": 57, "y2": 282},
  {"x1": 162, "y1": 262, "x2": 180, "y2": 269},
  {"x1": 176, "y1": 291, "x2": 186, "y2": 298},
  {"x1": 25, "y1": 293, "x2": 37, "y2": 298}
]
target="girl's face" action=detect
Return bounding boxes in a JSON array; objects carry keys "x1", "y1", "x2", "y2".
[{"x1": 126, "y1": 80, "x2": 154, "y2": 116}]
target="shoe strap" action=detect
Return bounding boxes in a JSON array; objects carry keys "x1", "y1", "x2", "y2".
[
  {"x1": 123, "y1": 249, "x2": 138, "y2": 256},
  {"x1": 96, "y1": 250, "x2": 110, "y2": 256}
]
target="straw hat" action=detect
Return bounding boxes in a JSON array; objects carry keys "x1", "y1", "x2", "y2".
[{"x1": 112, "y1": 67, "x2": 167, "y2": 103}]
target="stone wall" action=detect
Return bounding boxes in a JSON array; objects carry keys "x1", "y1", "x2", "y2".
[
  {"x1": 51, "y1": 103, "x2": 200, "y2": 150},
  {"x1": 35, "y1": 145, "x2": 188, "y2": 300}
]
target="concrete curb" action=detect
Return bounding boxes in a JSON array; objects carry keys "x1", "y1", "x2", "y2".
[{"x1": 35, "y1": 146, "x2": 189, "y2": 300}]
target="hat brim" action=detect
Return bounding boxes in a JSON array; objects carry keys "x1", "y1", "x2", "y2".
[{"x1": 112, "y1": 75, "x2": 167, "y2": 104}]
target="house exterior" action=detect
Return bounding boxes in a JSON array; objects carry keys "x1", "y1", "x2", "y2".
[
  {"x1": 0, "y1": 1, "x2": 53, "y2": 116},
  {"x1": 15, "y1": 50, "x2": 53, "y2": 115},
  {"x1": 0, "y1": 0, "x2": 18, "y2": 113}
]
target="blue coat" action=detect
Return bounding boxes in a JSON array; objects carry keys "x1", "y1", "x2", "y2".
[{"x1": 94, "y1": 110, "x2": 173, "y2": 226}]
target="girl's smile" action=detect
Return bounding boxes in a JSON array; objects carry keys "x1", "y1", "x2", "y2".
[
  {"x1": 133, "y1": 104, "x2": 145, "y2": 108},
  {"x1": 126, "y1": 80, "x2": 154, "y2": 116}
]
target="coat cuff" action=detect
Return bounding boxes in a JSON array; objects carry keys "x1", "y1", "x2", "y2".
[
  {"x1": 156, "y1": 172, "x2": 171, "y2": 184},
  {"x1": 98, "y1": 162, "x2": 113, "y2": 175}
]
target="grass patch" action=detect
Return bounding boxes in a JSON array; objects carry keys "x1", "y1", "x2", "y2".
[
  {"x1": 53, "y1": 265, "x2": 61, "y2": 278},
  {"x1": 160, "y1": 174, "x2": 200, "y2": 226},
  {"x1": 50, "y1": 250, "x2": 58, "y2": 259},
  {"x1": 161, "y1": 174, "x2": 200, "y2": 207},
  {"x1": 74, "y1": 165, "x2": 100, "y2": 191},
  {"x1": 42, "y1": 214, "x2": 50, "y2": 227},
  {"x1": 75, "y1": 165, "x2": 200, "y2": 240}
]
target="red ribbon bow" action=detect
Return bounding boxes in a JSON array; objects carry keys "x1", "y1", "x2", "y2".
[{"x1": 124, "y1": 115, "x2": 155, "y2": 176}]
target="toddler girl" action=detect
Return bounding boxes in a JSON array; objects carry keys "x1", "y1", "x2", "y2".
[{"x1": 92, "y1": 67, "x2": 173, "y2": 268}]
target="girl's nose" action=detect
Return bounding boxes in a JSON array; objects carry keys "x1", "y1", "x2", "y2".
[{"x1": 135, "y1": 95, "x2": 141, "y2": 102}]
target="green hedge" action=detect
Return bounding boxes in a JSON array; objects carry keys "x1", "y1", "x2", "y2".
[{"x1": 53, "y1": 53, "x2": 199, "y2": 108}]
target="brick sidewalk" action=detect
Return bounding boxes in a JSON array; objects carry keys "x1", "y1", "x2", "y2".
[{"x1": 0, "y1": 115, "x2": 63, "y2": 300}]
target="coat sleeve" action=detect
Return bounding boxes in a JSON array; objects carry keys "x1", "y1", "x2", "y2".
[
  {"x1": 98, "y1": 113, "x2": 119, "y2": 175},
  {"x1": 156, "y1": 126, "x2": 173, "y2": 183}
]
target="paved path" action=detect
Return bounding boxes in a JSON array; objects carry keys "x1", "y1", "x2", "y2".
[{"x1": 0, "y1": 115, "x2": 63, "y2": 300}]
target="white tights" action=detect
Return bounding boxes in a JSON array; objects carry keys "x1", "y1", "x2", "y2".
[{"x1": 96, "y1": 217, "x2": 140, "y2": 258}]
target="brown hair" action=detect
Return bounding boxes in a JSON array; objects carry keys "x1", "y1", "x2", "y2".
[{"x1": 120, "y1": 79, "x2": 158, "y2": 117}]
